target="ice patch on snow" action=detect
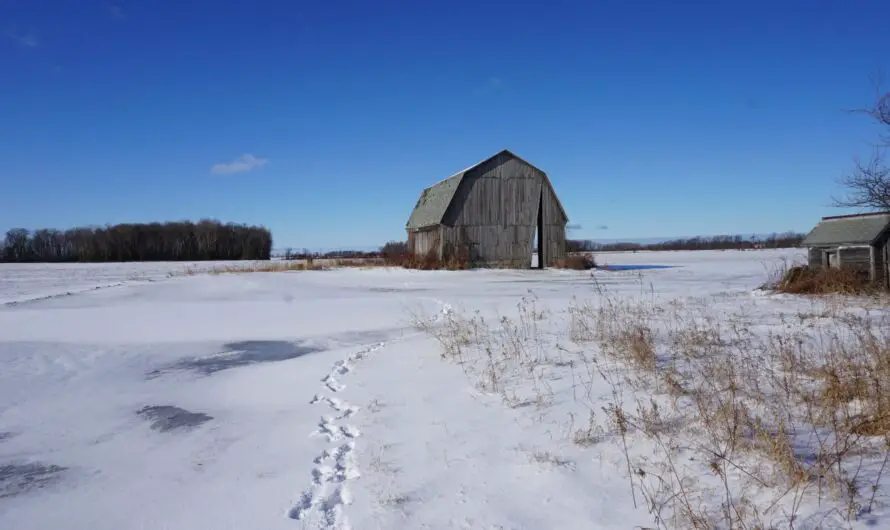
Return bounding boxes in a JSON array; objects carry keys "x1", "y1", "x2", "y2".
[
  {"x1": 151, "y1": 340, "x2": 325, "y2": 377},
  {"x1": 0, "y1": 462, "x2": 67, "y2": 498},
  {"x1": 136, "y1": 405, "x2": 213, "y2": 432}
]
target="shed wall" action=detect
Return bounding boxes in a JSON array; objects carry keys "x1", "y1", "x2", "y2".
[
  {"x1": 876, "y1": 234, "x2": 890, "y2": 287},
  {"x1": 838, "y1": 246, "x2": 871, "y2": 272},
  {"x1": 807, "y1": 247, "x2": 823, "y2": 269}
]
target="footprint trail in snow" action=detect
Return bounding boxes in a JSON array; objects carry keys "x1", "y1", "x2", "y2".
[{"x1": 288, "y1": 341, "x2": 385, "y2": 529}]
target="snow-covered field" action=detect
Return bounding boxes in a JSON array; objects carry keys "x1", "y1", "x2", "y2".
[{"x1": 2, "y1": 249, "x2": 889, "y2": 529}]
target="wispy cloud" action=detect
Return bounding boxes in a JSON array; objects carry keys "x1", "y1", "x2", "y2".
[
  {"x1": 211, "y1": 154, "x2": 269, "y2": 175},
  {"x1": 566, "y1": 223, "x2": 583, "y2": 232},
  {"x1": 6, "y1": 31, "x2": 39, "y2": 48},
  {"x1": 596, "y1": 224, "x2": 609, "y2": 230}
]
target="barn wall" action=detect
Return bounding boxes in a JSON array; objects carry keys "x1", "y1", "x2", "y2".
[
  {"x1": 540, "y1": 179, "x2": 566, "y2": 263},
  {"x1": 441, "y1": 153, "x2": 567, "y2": 267},
  {"x1": 441, "y1": 225, "x2": 537, "y2": 267},
  {"x1": 407, "y1": 227, "x2": 441, "y2": 258}
]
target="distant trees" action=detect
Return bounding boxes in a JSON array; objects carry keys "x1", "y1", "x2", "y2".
[
  {"x1": 833, "y1": 79, "x2": 890, "y2": 211},
  {"x1": 0, "y1": 220, "x2": 272, "y2": 263},
  {"x1": 567, "y1": 232, "x2": 806, "y2": 253},
  {"x1": 281, "y1": 242, "x2": 409, "y2": 261},
  {"x1": 380, "y1": 240, "x2": 408, "y2": 258}
]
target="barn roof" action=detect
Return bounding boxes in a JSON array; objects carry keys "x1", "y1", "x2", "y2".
[
  {"x1": 802, "y1": 212, "x2": 890, "y2": 246},
  {"x1": 406, "y1": 149, "x2": 567, "y2": 230},
  {"x1": 405, "y1": 173, "x2": 465, "y2": 230}
]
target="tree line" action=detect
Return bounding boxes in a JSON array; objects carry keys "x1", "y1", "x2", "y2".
[
  {"x1": 567, "y1": 231, "x2": 806, "y2": 253},
  {"x1": 282, "y1": 241, "x2": 408, "y2": 260},
  {"x1": 1, "y1": 220, "x2": 273, "y2": 263}
]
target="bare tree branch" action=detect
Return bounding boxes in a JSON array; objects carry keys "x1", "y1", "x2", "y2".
[
  {"x1": 833, "y1": 76, "x2": 890, "y2": 211},
  {"x1": 832, "y1": 151, "x2": 890, "y2": 210}
]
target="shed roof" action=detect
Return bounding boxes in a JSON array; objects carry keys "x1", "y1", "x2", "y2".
[
  {"x1": 406, "y1": 149, "x2": 567, "y2": 230},
  {"x1": 802, "y1": 212, "x2": 890, "y2": 246}
]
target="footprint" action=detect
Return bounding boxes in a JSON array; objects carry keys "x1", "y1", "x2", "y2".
[
  {"x1": 341, "y1": 425, "x2": 360, "y2": 439},
  {"x1": 290, "y1": 341, "x2": 385, "y2": 525},
  {"x1": 319, "y1": 485, "x2": 352, "y2": 529},
  {"x1": 310, "y1": 395, "x2": 359, "y2": 419},
  {"x1": 288, "y1": 488, "x2": 319, "y2": 520},
  {"x1": 312, "y1": 417, "x2": 343, "y2": 442},
  {"x1": 332, "y1": 360, "x2": 352, "y2": 375},
  {"x1": 322, "y1": 374, "x2": 345, "y2": 393}
]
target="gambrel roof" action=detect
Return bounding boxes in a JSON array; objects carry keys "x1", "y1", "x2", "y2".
[{"x1": 406, "y1": 149, "x2": 567, "y2": 230}]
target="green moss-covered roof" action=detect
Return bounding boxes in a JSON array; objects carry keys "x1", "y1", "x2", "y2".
[{"x1": 405, "y1": 172, "x2": 466, "y2": 230}]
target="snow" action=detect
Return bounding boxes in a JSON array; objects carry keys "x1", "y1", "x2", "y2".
[{"x1": 1, "y1": 248, "x2": 887, "y2": 529}]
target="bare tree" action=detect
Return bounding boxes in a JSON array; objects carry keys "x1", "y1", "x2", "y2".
[{"x1": 832, "y1": 76, "x2": 890, "y2": 210}]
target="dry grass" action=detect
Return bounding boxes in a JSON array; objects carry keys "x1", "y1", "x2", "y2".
[
  {"x1": 553, "y1": 253, "x2": 597, "y2": 270},
  {"x1": 569, "y1": 291, "x2": 890, "y2": 528},
  {"x1": 180, "y1": 260, "x2": 329, "y2": 275},
  {"x1": 415, "y1": 271, "x2": 890, "y2": 529},
  {"x1": 383, "y1": 250, "x2": 471, "y2": 271},
  {"x1": 776, "y1": 266, "x2": 876, "y2": 295}
]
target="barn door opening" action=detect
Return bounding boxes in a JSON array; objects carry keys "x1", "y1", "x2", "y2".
[{"x1": 534, "y1": 189, "x2": 544, "y2": 269}]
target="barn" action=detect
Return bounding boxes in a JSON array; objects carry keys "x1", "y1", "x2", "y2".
[
  {"x1": 405, "y1": 149, "x2": 568, "y2": 268},
  {"x1": 801, "y1": 211, "x2": 890, "y2": 287}
]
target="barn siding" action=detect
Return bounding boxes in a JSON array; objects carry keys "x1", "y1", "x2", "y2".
[
  {"x1": 440, "y1": 225, "x2": 537, "y2": 267},
  {"x1": 409, "y1": 227, "x2": 441, "y2": 258},
  {"x1": 440, "y1": 154, "x2": 566, "y2": 267},
  {"x1": 541, "y1": 179, "x2": 566, "y2": 263},
  {"x1": 444, "y1": 157, "x2": 543, "y2": 227}
]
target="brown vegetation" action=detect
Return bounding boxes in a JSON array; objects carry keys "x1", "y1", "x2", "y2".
[
  {"x1": 776, "y1": 266, "x2": 876, "y2": 295},
  {"x1": 381, "y1": 248, "x2": 470, "y2": 271},
  {"x1": 415, "y1": 272, "x2": 890, "y2": 528},
  {"x1": 183, "y1": 260, "x2": 328, "y2": 275},
  {"x1": 553, "y1": 254, "x2": 597, "y2": 270}
]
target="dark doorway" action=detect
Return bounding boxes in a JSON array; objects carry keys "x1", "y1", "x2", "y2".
[{"x1": 535, "y1": 189, "x2": 544, "y2": 269}]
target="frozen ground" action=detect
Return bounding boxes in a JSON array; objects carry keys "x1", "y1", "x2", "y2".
[{"x1": 1, "y1": 248, "x2": 887, "y2": 529}]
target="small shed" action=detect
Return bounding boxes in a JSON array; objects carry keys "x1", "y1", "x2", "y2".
[
  {"x1": 405, "y1": 149, "x2": 568, "y2": 268},
  {"x1": 801, "y1": 212, "x2": 890, "y2": 287}
]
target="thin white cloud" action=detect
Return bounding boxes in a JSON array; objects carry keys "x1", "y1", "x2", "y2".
[
  {"x1": 6, "y1": 31, "x2": 39, "y2": 48},
  {"x1": 210, "y1": 154, "x2": 269, "y2": 175}
]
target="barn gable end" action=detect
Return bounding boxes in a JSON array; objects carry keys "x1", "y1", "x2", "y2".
[{"x1": 405, "y1": 149, "x2": 568, "y2": 268}]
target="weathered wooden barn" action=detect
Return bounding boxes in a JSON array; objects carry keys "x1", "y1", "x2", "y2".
[
  {"x1": 801, "y1": 212, "x2": 890, "y2": 287},
  {"x1": 405, "y1": 149, "x2": 568, "y2": 268}
]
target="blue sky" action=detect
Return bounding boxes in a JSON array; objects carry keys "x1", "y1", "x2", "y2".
[{"x1": 2, "y1": 1, "x2": 888, "y2": 249}]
